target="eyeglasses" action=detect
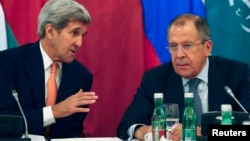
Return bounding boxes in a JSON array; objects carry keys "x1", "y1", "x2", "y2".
[{"x1": 167, "y1": 39, "x2": 210, "y2": 53}]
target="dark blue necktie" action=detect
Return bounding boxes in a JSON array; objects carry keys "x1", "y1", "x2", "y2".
[{"x1": 188, "y1": 78, "x2": 203, "y2": 125}]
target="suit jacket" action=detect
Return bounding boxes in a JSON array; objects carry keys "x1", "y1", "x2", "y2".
[
  {"x1": 0, "y1": 41, "x2": 93, "y2": 138},
  {"x1": 116, "y1": 56, "x2": 250, "y2": 140}
]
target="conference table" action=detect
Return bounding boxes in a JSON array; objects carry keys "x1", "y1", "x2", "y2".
[
  {"x1": 51, "y1": 138, "x2": 124, "y2": 141},
  {"x1": 28, "y1": 134, "x2": 207, "y2": 141},
  {"x1": 51, "y1": 138, "x2": 142, "y2": 141},
  {"x1": 50, "y1": 137, "x2": 207, "y2": 141},
  {"x1": 28, "y1": 135, "x2": 138, "y2": 141}
]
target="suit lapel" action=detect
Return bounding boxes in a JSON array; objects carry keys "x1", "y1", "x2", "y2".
[
  {"x1": 57, "y1": 63, "x2": 77, "y2": 102},
  {"x1": 163, "y1": 67, "x2": 185, "y2": 112},
  {"x1": 24, "y1": 41, "x2": 46, "y2": 107},
  {"x1": 208, "y1": 57, "x2": 228, "y2": 111},
  {"x1": 164, "y1": 73, "x2": 184, "y2": 102}
]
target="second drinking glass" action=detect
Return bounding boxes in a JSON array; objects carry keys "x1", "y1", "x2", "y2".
[{"x1": 164, "y1": 103, "x2": 180, "y2": 140}]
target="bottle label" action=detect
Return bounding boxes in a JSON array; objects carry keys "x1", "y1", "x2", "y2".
[
  {"x1": 152, "y1": 129, "x2": 166, "y2": 141},
  {"x1": 183, "y1": 129, "x2": 196, "y2": 141},
  {"x1": 221, "y1": 112, "x2": 232, "y2": 125}
]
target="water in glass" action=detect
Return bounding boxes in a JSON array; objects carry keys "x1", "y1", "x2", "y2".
[{"x1": 164, "y1": 103, "x2": 180, "y2": 140}]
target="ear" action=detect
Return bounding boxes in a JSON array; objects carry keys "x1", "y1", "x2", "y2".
[
  {"x1": 205, "y1": 40, "x2": 213, "y2": 56},
  {"x1": 45, "y1": 23, "x2": 55, "y2": 40}
]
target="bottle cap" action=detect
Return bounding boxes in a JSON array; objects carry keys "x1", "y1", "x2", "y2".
[
  {"x1": 221, "y1": 104, "x2": 232, "y2": 112},
  {"x1": 184, "y1": 92, "x2": 193, "y2": 98},
  {"x1": 242, "y1": 120, "x2": 250, "y2": 125},
  {"x1": 154, "y1": 93, "x2": 163, "y2": 98}
]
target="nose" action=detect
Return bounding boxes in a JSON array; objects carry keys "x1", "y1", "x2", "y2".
[
  {"x1": 75, "y1": 36, "x2": 83, "y2": 48},
  {"x1": 175, "y1": 47, "x2": 186, "y2": 58}
]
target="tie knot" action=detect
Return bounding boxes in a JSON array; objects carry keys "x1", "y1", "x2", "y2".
[
  {"x1": 51, "y1": 63, "x2": 58, "y2": 73},
  {"x1": 188, "y1": 78, "x2": 201, "y2": 91}
]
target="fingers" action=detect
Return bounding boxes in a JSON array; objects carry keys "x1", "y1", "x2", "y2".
[
  {"x1": 170, "y1": 123, "x2": 182, "y2": 141},
  {"x1": 170, "y1": 133, "x2": 182, "y2": 141},
  {"x1": 134, "y1": 125, "x2": 152, "y2": 140},
  {"x1": 74, "y1": 90, "x2": 98, "y2": 105},
  {"x1": 197, "y1": 126, "x2": 202, "y2": 136},
  {"x1": 52, "y1": 89, "x2": 98, "y2": 118},
  {"x1": 169, "y1": 124, "x2": 201, "y2": 141}
]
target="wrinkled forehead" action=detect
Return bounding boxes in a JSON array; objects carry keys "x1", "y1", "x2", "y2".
[{"x1": 168, "y1": 20, "x2": 197, "y2": 37}]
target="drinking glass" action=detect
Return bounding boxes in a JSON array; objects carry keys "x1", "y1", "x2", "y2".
[{"x1": 164, "y1": 103, "x2": 180, "y2": 140}]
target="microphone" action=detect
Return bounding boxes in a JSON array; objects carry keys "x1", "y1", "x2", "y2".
[
  {"x1": 224, "y1": 86, "x2": 248, "y2": 114},
  {"x1": 12, "y1": 90, "x2": 30, "y2": 139}
]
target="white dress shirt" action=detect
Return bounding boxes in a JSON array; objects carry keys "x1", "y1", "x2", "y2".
[
  {"x1": 39, "y1": 42, "x2": 62, "y2": 126},
  {"x1": 182, "y1": 58, "x2": 209, "y2": 113}
]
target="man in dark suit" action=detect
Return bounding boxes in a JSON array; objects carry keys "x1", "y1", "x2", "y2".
[
  {"x1": 117, "y1": 14, "x2": 250, "y2": 141},
  {"x1": 0, "y1": 0, "x2": 98, "y2": 139}
]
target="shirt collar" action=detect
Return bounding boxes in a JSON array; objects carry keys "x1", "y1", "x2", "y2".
[
  {"x1": 39, "y1": 41, "x2": 62, "y2": 70},
  {"x1": 182, "y1": 58, "x2": 209, "y2": 85}
]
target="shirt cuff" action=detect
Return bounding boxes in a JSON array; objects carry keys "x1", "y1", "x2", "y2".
[
  {"x1": 43, "y1": 106, "x2": 56, "y2": 127},
  {"x1": 127, "y1": 124, "x2": 144, "y2": 141}
]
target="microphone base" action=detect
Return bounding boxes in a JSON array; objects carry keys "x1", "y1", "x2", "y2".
[{"x1": 0, "y1": 138, "x2": 31, "y2": 141}]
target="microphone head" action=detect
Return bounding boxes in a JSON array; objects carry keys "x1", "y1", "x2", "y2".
[
  {"x1": 12, "y1": 89, "x2": 18, "y2": 100},
  {"x1": 224, "y1": 86, "x2": 234, "y2": 97},
  {"x1": 12, "y1": 89, "x2": 16, "y2": 93},
  {"x1": 224, "y1": 86, "x2": 230, "y2": 92}
]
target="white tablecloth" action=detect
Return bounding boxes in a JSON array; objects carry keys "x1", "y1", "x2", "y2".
[
  {"x1": 27, "y1": 134, "x2": 141, "y2": 141},
  {"x1": 51, "y1": 137, "x2": 123, "y2": 141}
]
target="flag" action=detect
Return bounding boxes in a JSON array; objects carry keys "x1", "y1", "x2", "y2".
[
  {"x1": 0, "y1": 0, "x2": 44, "y2": 46},
  {"x1": 0, "y1": 2, "x2": 7, "y2": 51},
  {"x1": 142, "y1": 0, "x2": 206, "y2": 70},
  {"x1": 0, "y1": 2, "x2": 18, "y2": 50},
  {"x1": 206, "y1": 0, "x2": 250, "y2": 67},
  {"x1": 5, "y1": 22, "x2": 18, "y2": 48}
]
